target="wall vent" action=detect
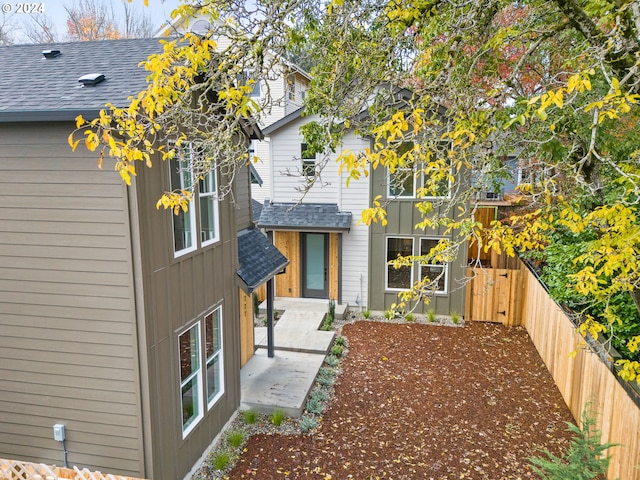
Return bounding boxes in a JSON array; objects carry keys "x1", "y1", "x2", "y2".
[
  {"x1": 78, "y1": 73, "x2": 106, "y2": 87},
  {"x1": 42, "y1": 50, "x2": 61, "y2": 59}
]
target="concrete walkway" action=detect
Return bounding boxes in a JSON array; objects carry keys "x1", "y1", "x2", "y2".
[{"x1": 240, "y1": 298, "x2": 347, "y2": 417}]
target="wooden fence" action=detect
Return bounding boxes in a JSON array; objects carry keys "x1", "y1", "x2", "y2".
[
  {"x1": 521, "y1": 264, "x2": 640, "y2": 480},
  {"x1": 0, "y1": 459, "x2": 145, "y2": 480}
]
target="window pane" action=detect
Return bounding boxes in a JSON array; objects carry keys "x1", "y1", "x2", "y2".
[
  {"x1": 200, "y1": 195, "x2": 217, "y2": 243},
  {"x1": 205, "y1": 309, "x2": 221, "y2": 359},
  {"x1": 199, "y1": 170, "x2": 216, "y2": 195},
  {"x1": 389, "y1": 168, "x2": 415, "y2": 197},
  {"x1": 387, "y1": 238, "x2": 413, "y2": 289},
  {"x1": 420, "y1": 238, "x2": 446, "y2": 292},
  {"x1": 207, "y1": 356, "x2": 221, "y2": 402},
  {"x1": 170, "y1": 157, "x2": 195, "y2": 252},
  {"x1": 181, "y1": 376, "x2": 199, "y2": 429},
  {"x1": 179, "y1": 325, "x2": 199, "y2": 382}
]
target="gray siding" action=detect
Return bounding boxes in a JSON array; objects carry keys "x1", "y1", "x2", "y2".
[
  {"x1": 234, "y1": 163, "x2": 253, "y2": 231},
  {"x1": 368, "y1": 165, "x2": 468, "y2": 315},
  {"x1": 134, "y1": 153, "x2": 242, "y2": 480},
  {"x1": 0, "y1": 123, "x2": 145, "y2": 476}
]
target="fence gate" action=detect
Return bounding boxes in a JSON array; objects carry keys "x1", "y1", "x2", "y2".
[{"x1": 464, "y1": 267, "x2": 525, "y2": 326}]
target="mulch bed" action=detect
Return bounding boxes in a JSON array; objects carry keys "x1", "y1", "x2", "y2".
[{"x1": 226, "y1": 320, "x2": 575, "y2": 479}]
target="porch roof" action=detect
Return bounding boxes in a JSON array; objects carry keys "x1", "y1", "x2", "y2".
[
  {"x1": 237, "y1": 227, "x2": 289, "y2": 293},
  {"x1": 257, "y1": 202, "x2": 352, "y2": 232}
]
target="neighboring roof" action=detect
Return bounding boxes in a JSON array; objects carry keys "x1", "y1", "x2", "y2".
[
  {"x1": 257, "y1": 202, "x2": 352, "y2": 232},
  {"x1": 0, "y1": 38, "x2": 163, "y2": 122},
  {"x1": 249, "y1": 163, "x2": 263, "y2": 186},
  {"x1": 236, "y1": 227, "x2": 289, "y2": 293},
  {"x1": 251, "y1": 199, "x2": 263, "y2": 224},
  {"x1": 261, "y1": 107, "x2": 304, "y2": 136}
]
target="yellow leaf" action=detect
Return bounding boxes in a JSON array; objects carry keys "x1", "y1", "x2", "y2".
[{"x1": 75, "y1": 115, "x2": 85, "y2": 129}]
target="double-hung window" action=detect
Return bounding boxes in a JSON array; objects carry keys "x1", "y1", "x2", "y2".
[
  {"x1": 205, "y1": 307, "x2": 224, "y2": 407},
  {"x1": 199, "y1": 170, "x2": 219, "y2": 246},
  {"x1": 170, "y1": 156, "x2": 197, "y2": 255},
  {"x1": 387, "y1": 141, "x2": 452, "y2": 199},
  {"x1": 420, "y1": 238, "x2": 447, "y2": 293},
  {"x1": 301, "y1": 143, "x2": 316, "y2": 178},
  {"x1": 386, "y1": 237, "x2": 414, "y2": 290},
  {"x1": 178, "y1": 305, "x2": 225, "y2": 438},
  {"x1": 179, "y1": 323, "x2": 203, "y2": 437},
  {"x1": 170, "y1": 145, "x2": 220, "y2": 257}
]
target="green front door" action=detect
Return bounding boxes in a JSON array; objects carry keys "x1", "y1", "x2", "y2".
[{"x1": 301, "y1": 233, "x2": 328, "y2": 298}]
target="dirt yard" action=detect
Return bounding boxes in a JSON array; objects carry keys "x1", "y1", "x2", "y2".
[{"x1": 225, "y1": 320, "x2": 575, "y2": 479}]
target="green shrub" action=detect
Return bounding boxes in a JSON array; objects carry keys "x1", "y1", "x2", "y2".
[
  {"x1": 451, "y1": 311, "x2": 461, "y2": 324},
  {"x1": 331, "y1": 345, "x2": 343, "y2": 357},
  {"x1": 212, "y1": 452, "x2": 230, "y2": 471},
  {"x1": 270, "y1": 409, "x2": 286, "y2": 426},
  {"x1": 241, "y1": 409, "x2": 258, "y2": 424},
  {"x1": 334, "y1": 336, "x2": 346, "y2": 346},
  {"x1": 362, "y1": 309, "x2": 371, "y2": 319},
  {"x1": 529, "y1": 406, "x2": 617, "y2": 480},
  {"x1": 317, "y1": 367, "x2": 336, "y2": 386},
  {"x1": 324, "y1": 355, "x2": 340, "y2": 367},
  {"x1": 328, "y1": 298, "x2": 336, "y2": 318},
  {"x1": 405, "y1": 313, "x2": 414, "y2": 322},
  {"x1": 384, "y1": 310, "x2": 392, "y2": 320},
  {"x1": 299, "y1": 415, "x2": 319, "y2": 433},
  {"x1": 428, "y1": 310, "x2": 436, "y2": 323},
  {"x1": 310, "y1": 388, "x2": 328, "y2": 402},
  {"x1": 306, "y1": 396, "x2": 324, "y2": 414},
  {"x1": 226, "y1": 430, "x2": 244, "y2": 448}
]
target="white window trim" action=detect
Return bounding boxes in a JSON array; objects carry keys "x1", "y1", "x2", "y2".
[
  {"x1": 200, "y1": 169, "x2": 220, "y2": 248},
  {"x1": 206, "y1": 306, "x2": 225, "y2": 409},
  {"x1": 170, "y1": 144, "x2": 221, "y2": 257},
  {"x1": 171, "y1": 156, "x2": 197, "y2": 258},
  {"x1": 419, "y1": 237, "x2": 449, "y2": 294},
  {"x1": 179, "y1": 322, "x2": 204, "y2": 439},
  {"x1": 387, "y1": 164, "x2": 452, "y2": 200},
  {"x1": 385, "y1": 236, "x2": 414, "y2": 292}
]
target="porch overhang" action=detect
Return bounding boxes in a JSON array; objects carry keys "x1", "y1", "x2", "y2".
[
  {"x1": 236, "y1": 227, "x2": 289, "y2": 294},
  {"x1": 257, "y1": 202, "x2": 352, "y2": 232}
]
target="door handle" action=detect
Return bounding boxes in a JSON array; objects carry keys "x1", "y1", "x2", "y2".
[
  {"x1": 497, "y1": 310, "x2": 506, "y2": 316},
  {"x1": 499, "y1": 273, "x2": 508, "y2": 278}
]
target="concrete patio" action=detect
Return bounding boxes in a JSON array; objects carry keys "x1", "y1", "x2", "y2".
[{"x1": 239, "y1": 297, "x2": 347, "y2": 417}]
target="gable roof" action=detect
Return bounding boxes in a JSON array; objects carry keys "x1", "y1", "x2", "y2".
[
  {"x1": 257, "y1": 202, "x2": 352, "y2": 232},
  {"x1": 236, "y1": 227, "x2": 289, "y2": 293},
  {"x1": 0, "y1": 38, "x2": 163, "y2": 122}
]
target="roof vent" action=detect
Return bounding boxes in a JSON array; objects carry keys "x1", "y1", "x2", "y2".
[
  {"x1": 78, "y1": 73, "x2": 106, "y2": 87},
  {"x1": 42, "y1": 49, "x2": 61, "y2": 59}
]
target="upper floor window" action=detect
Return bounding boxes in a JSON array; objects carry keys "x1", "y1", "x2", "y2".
[
  {"x1": 170, "y1": 145, "x2": 220, "y2": 257},
  {"x1": 287, "y1": 76, "x2": 296, "y2": 102},
  {"x1": 301, "y1": 143, "x2": 316, "y2": 177},
  {"x1": 387, "y1": 142, "x2": 451, "y2": 199}
]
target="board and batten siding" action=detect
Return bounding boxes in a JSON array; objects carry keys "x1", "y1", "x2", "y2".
[
  {"x1": 133, "y1": 141, "x2": 242, "y2": 480},
  {"x1": 269, "y1": 114, "x2": 370, "y2": 308},
  {"x1": 0, "y1": 123, "x2": 145, "y2": 477}
]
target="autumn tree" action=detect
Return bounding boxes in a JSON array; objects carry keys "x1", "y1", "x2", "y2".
[{"x1": 70, "y1": 0, "x2": 640, "y2": 380}]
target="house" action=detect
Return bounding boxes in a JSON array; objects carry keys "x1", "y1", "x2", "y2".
[
  {"x1": 157, "y1": 12, "x2": 312, "y2": 204},
  {"x1": 0, "y1": 38, "x2": 285, "y2": 480},
  {"x1": 259, "y1": 103, "x2": 469, "y2": 315}
]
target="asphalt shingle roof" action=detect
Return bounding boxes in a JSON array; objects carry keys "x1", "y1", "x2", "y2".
[
  {"x1": 237, "y1": 227, "x2": 289, "y2": 293},
  {"x1": 257, "y1": 202, "x2": 352, "y2": 231},
  {"x1": 0, "y1": 38, "x2": 163, "y2": 121}
]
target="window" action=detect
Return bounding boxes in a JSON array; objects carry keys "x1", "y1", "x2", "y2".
[
  {"x1": 170, "y1": 156, "x2": 196, "y2": 255},
  {"x1": 387, "y1": 142, "x2": 451, "y2": 199},
  {"x1": 287, "y1": 76, "x2": 296, "y2": 101},
  {"x1": 199, "y1": 170, "x2": 219, "y2": 246},
  {"x1": 179, "y1": 323, "x2": 203, "y2": 437},
  {"x1": 169, "y1": 145, "x2": 220, "y2": 257},
  {"x1": 301, "y1": 143, "x2": 316, "y2": 177},
  {"x1": 385, "y1": 236, "x2": 449, "y2": 294},
  {"x1": 205, "y1": 307, "x2": 224, "y2": 407},
  {"x1": 420, "y1": 238, "x2": 448, "y2": 293},
  {"x1": 386, "y1": 237, "x2": 414, "y2": 290}
]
